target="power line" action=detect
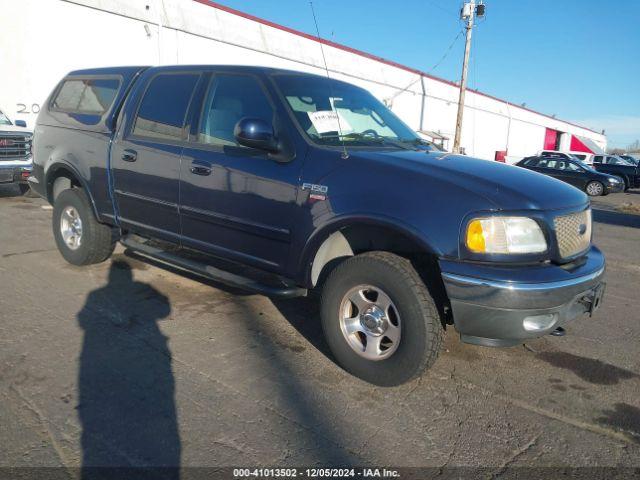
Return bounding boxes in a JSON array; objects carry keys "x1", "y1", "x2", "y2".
[
  {"x1": 425, "y1": 0, "x2": 459, "y2": 18},
  {"x1": 385, "y1": 28, "x2": 464, "y2": 104},
  {"x1": 428, "y1": 28, "x2": 465, "y2": 74}
]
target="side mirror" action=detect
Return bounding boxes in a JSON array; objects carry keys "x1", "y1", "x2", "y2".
[
  {"x1": 14, "y1": 120, "x2": 27, "y2": 128},
  {"x1": 234, "y1": 118, "x2": 278, "y2": 153}
]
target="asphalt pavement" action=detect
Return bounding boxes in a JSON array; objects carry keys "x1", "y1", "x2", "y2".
[{"x1": 0, "y1": 184, "x2": 639, "y2": 477}]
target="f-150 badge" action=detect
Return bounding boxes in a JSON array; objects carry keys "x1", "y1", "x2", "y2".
[{"x1": 302, "y1": 183, "x2": 328, "y2": 202}]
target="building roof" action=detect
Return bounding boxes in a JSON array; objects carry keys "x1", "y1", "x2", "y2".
[{"x1": 194, "y1": 0, "x2": 601, "y2": 136}]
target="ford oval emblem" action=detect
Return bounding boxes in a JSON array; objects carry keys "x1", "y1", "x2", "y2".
[{"x1": 578, "y1": 223, "x2": 587, "y2": 235}]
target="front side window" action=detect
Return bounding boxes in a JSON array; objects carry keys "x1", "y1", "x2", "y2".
[
  {"x1": 273, "y1": 74, "x2": 420, "y2": 147},
  {"x1": 132, "y1": 73, "x2": 199, "y2": 141},
  {"x1": 559, "y1": 161, "x2": 582, "y2": 172},
  {"x1": 197, "y1": 74, "x2": 274, "y2": 147},
  {"x1": 593, "y1": 155, "x2": 603, "y2": 163},
  {"x1": 536, "y1": 159, "x2": 549, "y2": 168},
  {"x1": 52, "y1": 78, "x2": 120, "y2": 114}
]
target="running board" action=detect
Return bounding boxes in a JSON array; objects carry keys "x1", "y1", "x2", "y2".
[{"x1": 120, "y1": 235, "x2": 307, "y2": 299}]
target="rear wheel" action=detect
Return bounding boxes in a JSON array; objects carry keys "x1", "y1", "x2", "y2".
[
  {"x1": 586, "y1": 181, "x2": 604, "y2": 197},
  {"x1": 52, "y1": 188, "x2": 116, "y2": 265},
  {"x1": 320, "y1": 251, "x2": 443, "y2": 386}
]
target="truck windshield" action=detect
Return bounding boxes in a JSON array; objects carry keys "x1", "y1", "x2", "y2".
[
  {"x1": 273, "y1": 74, "x2": 422, "y2": 148},
  {"x1": 611, "y1": 157, "x2": 633, "y2": 166},
  {"x1": 0, "y1": 110, "x2": 12, "y2": 126}
]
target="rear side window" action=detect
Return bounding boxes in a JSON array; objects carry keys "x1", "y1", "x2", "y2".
[
  {"x1": 52, "y1": 78, "x2": 120, "y2": 114},
  {"x1": 132, "y1": 73, "x2": 199, "y2": 141}
]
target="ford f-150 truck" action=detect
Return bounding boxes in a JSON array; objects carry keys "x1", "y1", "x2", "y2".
[
  {"x1": 30, "y1": 66, "x2": 606, "y2": 386},
  {"x1": 0, "y1": 107, "x2": 33, "y2": 195}
]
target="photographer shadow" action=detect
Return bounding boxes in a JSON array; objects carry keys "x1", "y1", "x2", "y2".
[{"x1": 77, "y1": 261, "x2": 180, "y2": 479}]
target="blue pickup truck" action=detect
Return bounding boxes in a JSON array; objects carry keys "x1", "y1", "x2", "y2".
[{"x1": 30, "y1": 66, "x2": 606, "y2": 385}]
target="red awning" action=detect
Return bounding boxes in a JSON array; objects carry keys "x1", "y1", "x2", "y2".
[{"x1": 570, "y1": 135, "x2": 604, "y2": 154}]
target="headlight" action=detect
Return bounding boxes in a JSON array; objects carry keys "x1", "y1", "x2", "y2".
[
  {"x1": 608, "y1": 177, "x2": 618, "y2": 183},
  {"x1": 466, "y1": 216, "x2": 547, "y2": 254}
]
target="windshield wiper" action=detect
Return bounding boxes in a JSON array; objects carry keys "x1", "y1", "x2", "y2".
[
  {"x1": 318, "y1": 132, "x2": 384, "y2": 143},
  {"x1": 378, "y1": 137, "x2": 420, "y2": 151},
  {"x1": 396, "y1": 137, "x2": 441, "y2": 151},
  {"x1": 317, "y1": 132, "x2": 418, "y2": 151}
]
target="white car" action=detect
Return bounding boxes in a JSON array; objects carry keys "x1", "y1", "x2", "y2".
[
  {"x1": 0, "y1": 108, "x2": 33, "y2": 195},
  {"x1": 538, "y1": 150, "x2": 595, "y2": 165}
]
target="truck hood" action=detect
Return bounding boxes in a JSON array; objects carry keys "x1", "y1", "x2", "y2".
[
  {"x1": 0, "y1": 125, "x2": 32, "y2": 134},
  {"x1": 356, "y1": 150, "x2": 589, "y2": 212}
]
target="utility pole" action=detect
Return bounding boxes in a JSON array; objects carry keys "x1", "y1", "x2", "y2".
[{"x1": 453, "y1": 1, "x2": 484, "y2": 154}]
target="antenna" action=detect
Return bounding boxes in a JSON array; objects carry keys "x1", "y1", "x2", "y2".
[{"x1": 309, "y1": 1, "x2": 349, "y2": 159}]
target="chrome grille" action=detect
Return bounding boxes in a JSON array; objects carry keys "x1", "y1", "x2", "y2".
[
  {"x1": 554, "y1": 209, "x2": 591, "y2": 259},
  {"x1": 0, "y1": 135, "x2": 31, "y2": 160}
]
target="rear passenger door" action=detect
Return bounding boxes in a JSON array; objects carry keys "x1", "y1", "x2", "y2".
[
  {"x1": 111, "y1": 71, "x2": 199, "y2": 242},
  {"x1": 179, "y1": 72, "x2": 301, "y2": 272}
]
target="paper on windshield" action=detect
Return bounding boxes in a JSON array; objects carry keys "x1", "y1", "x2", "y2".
[{"x1": 308, "y1": 110, "x2": 353, "y2": 135}]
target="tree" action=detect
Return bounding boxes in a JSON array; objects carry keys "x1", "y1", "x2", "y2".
[{"x1": 626, "y1": 139, "x2": 640, "y2": 152}]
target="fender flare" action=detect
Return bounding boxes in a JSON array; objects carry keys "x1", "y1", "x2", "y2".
[
  {"x1": 45, "y1": 161, "x2": 101, "y2": 220},
  {"x1": 298, "y1": 214, "x2": 441, "y2": 287}
]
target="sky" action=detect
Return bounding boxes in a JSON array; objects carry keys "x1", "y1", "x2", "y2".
[{"x1": 211, "y1": 0, "x2": 640, "y2": 148}]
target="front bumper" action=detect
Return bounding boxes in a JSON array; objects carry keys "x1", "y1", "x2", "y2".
[
  {"x1": 440, "y1": 246, "x2": 606, "y2": 347},
  {"x1": 604, "y1": 181, "x2": 624, "y2": 194},
  {"x1": 0, "y1": 159, "x2": 32, "y2": 185}
]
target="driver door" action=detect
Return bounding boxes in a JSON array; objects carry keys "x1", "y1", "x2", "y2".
[
  {"x1": 556, "y1": 161, "x2": 586, "y2": 189},
  {"x1": 179, "y1": 72, "x2": 301, "y2": 273}
]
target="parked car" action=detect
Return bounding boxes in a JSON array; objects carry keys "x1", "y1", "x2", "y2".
[
  {"x1": 592, "y1": 154, "x2": 640, "y2": 191},
  {"x1": 0, "y1": 107, "x2": 33, "y2": 195},
  {"x1": 30, "y1": 66, "x2": 606, "y2": 386},
  {"x1": 516, "y1": 155, "x2": 624, "y2": 196}
]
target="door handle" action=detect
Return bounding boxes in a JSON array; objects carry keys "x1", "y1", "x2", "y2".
[
  {"x1": 122, "y1": 149, "x2": 137, "y2": 162},
  {"x1": 190, "y1": 165, "x2": 212, "y2": 176}
]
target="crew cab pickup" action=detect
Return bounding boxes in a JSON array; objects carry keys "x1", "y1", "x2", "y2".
[{"x1": 30, "y1": 66, "x2": 606, "y2": 386}]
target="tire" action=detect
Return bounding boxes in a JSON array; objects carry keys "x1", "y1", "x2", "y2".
[
  {"x1": 52, "y1": 188, "x2": 116, "y2": 265},
  {"x1": 585, "y1": 181, "x2": 604, "y2": 197},
  {"x1": 320, "y1": 251, "x2": 443, "y2": 386},
  {"x1": 623, "y1": 179, "x2": 630, "y2": 192}
]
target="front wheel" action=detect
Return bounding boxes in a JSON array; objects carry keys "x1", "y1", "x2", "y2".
[
  {"x1": 622, "y1": 178, "x2": 630, "y2": 192},
  {"x1": 52, "y1": 188, "x2": 116, "y2": 266},
  {"x1": 586, "y1": 181, "x2": 604, "y2": 197},
  {"x1": 320, "y1": 251, "x2": 443, "y2": 386}
]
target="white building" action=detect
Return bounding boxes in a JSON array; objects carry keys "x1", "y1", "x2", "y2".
[{"x1": 0, "y1": 0, "x2": 606, "y2": 162}]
